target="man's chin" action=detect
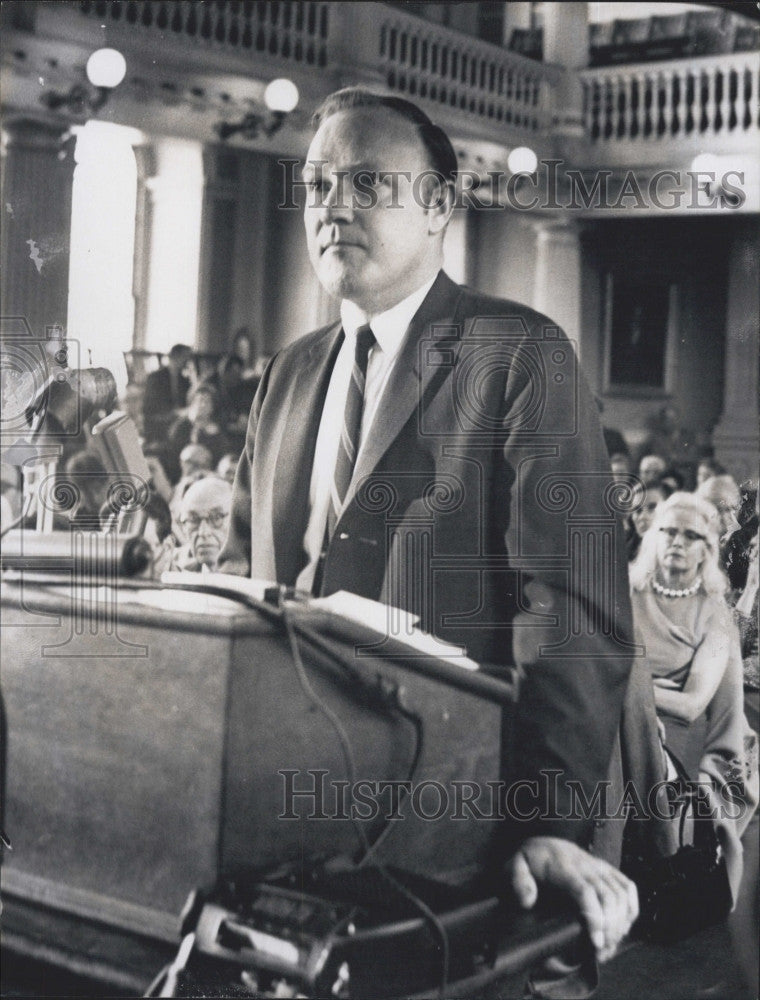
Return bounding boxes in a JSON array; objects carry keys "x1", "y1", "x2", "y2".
[{"x1": 195, "y1": 547, "x2": 219, "y2": 566}]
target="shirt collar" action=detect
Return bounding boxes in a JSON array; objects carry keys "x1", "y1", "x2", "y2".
[{"x1": 340, "y1": 273, "x2": 438, "y2": 359}]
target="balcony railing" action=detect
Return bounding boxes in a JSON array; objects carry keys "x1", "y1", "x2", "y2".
[
  {"x1": 581, "y1": 52, "x2": 760, "y2": 144},
  {"x1": 10, "y1": 2, "x2": 757, "y2": 168},
  {"x1": 78, "y1": 0, "x2": 332, "y2": 68},
  {"x1": 73, "y1": 0, "x2": 557, "y2": 139},
  {"x1": 373, "y1": 6, "x2": 554, "y2": 134}
]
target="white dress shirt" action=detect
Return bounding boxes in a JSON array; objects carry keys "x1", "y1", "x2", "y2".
[{"x1": 295, "y1": 276, "x2": 437, "y2": 592}]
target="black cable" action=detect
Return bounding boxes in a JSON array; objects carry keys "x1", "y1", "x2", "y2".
[
  {"x1": 281, "y1": 603, "x2": 370, "y2": 858},
  {"x1": 281, "y1": 604, "x2": 450, "y2": 996}
]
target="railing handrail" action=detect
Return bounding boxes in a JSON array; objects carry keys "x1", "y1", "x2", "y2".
[
  {"x1": 580, "y1": 48, "x2": 760, "y2": 79},
  {"x1": 373, "y1": 2, "x2": 564, "y2": 83}
]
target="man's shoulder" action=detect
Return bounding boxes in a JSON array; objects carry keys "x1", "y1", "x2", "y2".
[
  {"x1": 454, "y1": 283, "x2": 566, "y2": 338},
  {"x1": 272, "y1": 321, "x2": 339, "y2": 364}
]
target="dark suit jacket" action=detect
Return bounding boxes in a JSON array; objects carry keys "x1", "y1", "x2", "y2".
[{"x1": 219, "y1": 272, "x2": 635, "y2": 850}]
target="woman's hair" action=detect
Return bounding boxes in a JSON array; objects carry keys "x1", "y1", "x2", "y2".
[
  {"x1": 696, "y1": 473, "x2": 740, "y2": 512},
  {"x1": 629, "y1": 491, "x2": 727, "y2": 596}
]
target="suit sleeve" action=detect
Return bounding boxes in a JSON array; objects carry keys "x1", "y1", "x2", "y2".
[
  {"x1": 498, "y1": 331, "x2": 635, "y2": 851},
  {"x1": 217, "y1": 357, "x2": 275, "y2": 577}
]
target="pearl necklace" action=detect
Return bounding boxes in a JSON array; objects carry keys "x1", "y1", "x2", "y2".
[{"x1": 651, "y1": 577, "x2": 702, "y2": 599}]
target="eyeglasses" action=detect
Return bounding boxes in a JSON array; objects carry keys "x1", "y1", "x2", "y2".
[
  {"x1": 659, "y1": 526, "x2": 706, "y2": 544},
  {"x1": 179, "y1": 509, "x2": 228, "y2": 531}
]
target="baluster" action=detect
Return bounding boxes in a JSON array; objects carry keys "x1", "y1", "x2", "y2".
[
  {"x1": 726, "y1": 68, "x2": 737, "y2": 131},
  {"x1": 605, "y1": 76, "x2": 617, "y2": 140},
  {"x1": 661, "y1": 70, "x2": 674, "y2": 136},
  {"x1": 744, "y1": 64, "x2": 756, "y2": 130},
  {"x1": 620, "y1": 73, "x2": 632, "y2": 139},
  {"x1": 634, "y1": 72, "x2": 645, "y2": 137},
  {"x1": 644, "y1": 73, "x2": 655, "y2": 137},
  {"x1": 717, "y1": 67, "x2": 729, "y2": 132},
  {"x1": 673, "y1": 69, "x2": 687, "y2": 137},
  {"x1": 702, "y1": 66, "x2": 715, "y2": 133},
  {"x1": 582, "y1": 80, "x2": 592, "y2": 139},
  {"x1": 684, "y1": 70, "x2": 694, "y2": 133}
]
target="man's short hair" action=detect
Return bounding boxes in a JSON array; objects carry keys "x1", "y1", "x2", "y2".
[
  {"x1": 311, "y1": 87, "x2": 458, "y2": 183},
  {"x1": 168, "y1": 343, "x2": 192, "y2": 361}
]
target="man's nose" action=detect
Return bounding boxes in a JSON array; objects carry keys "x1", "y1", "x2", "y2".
[{"x1": 318, "y1": 175, "x2": 354, "y2": 223}]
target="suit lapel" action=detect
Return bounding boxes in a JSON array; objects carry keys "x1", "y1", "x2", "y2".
[
  {"x1": 272, "y1": 322, "x2": 343, "y2": 582},
  {"x1": 346, "y1": 272, "x2": 464, "y2": 507}
]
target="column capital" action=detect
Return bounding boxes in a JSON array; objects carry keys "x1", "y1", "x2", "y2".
[
  {"x1": 2, "y1": 116, "x2": 74, "y2": 153},
  {"x1": 531, "y1": 217, "x2": 583, "y2": 242}
]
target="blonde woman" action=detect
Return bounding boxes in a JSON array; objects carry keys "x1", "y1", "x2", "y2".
[{"x1": 630, "y1": 491, "x2": 757, "y2": 898}]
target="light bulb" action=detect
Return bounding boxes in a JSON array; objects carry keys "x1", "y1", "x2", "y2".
[
  {"x1": 264, "y1": 78, "x2": 299, "y2": 114},
  {"x1": 507, "y1": 146, "x2": 538, "y2": 175},
  {"x1": 86, "y1": 48, "x2": 127, "y2": 89}
]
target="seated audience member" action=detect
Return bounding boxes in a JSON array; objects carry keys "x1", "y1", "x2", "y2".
[
  {"x1": 231, "y1": 326, "x2": 257, "y2": 379},
  {"x1": 170, "y1": 444, "x2": 213, "y2": 525},
  {"x1": 142, "y1": 343, "x2": 194, "y2": 442},
  {"x1": 723, "y1": 485, "x2": 759, "y2": 593},
  {"x1": 638, "y1": 452, "x2": 667, "y2": 486},
  {"x1": 166, "y1": 384, "x2": 231, "y2": 483},
  {"x1": 206, "y1": 354, "x2": 258, "y2": 448},
  {"x1": 696, "y1": 456, "x2": 727, "y2": 488},
  {"x1": 64, "y1": 450, "x2": 110, "y2": 529},
  {"x1": 178, "y1": 442, "x2": 213, "y2": 481},
  {"x1": 119, "y1": 383, "x2": 145, "y2": 439},
  {"x1": 174, "y1": 476, "x2": 232, "y2": 572},
  {"x1": 626, "y1": 479, "x2": 667, "y2": 562},
  {"x1": 610, "y1": 451, "x2": 631, "y2": 483},
  {"x1": 629, "y1": 492, "x2": 756, "y2": 897},
  {"x1": 658, "y1": 466, "x2": 684, "y2": 497},
  {"x1": 698, "y1": 473, "x2": 742, "y2": 544},
  {"x1": 217, "y1": 453, "x2": 239, "y2": 485},
  {"x1": 637, "y1": 403, "x2": 697, "y2": 469},
  {"x1": 115, "y1": 491, "x2": 177, "y2": 578},
  {"x1": 142, "y1": 446, "x2": 174, "y2": 504}
]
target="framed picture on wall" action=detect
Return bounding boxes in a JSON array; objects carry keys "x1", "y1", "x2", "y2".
[{"x1": 603, "y1": 273, "x2": 678, "y2": 394}]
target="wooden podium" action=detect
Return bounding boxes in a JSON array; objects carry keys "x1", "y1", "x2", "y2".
[{"x1": 1, "y1": 576, "x2": 509, "y2": 959}]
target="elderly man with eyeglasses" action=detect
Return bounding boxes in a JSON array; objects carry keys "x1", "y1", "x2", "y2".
[{"x1": 176, "y1": 476, "x2": 232, "y2": 572}]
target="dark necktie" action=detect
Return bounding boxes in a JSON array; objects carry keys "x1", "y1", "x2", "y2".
[{"x1": 326, "y1": 323, "x2": 376, "y2": 540}]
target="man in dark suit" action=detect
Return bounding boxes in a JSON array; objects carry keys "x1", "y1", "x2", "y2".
[
  {"x1": 220, "y1": 89, "x2": 638, "y2": 962},
  {"x1": 141, "y1": 343, "x2": 193, "y2": 442}
]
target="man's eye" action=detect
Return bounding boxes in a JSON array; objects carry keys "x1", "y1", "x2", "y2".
[{"x1": 355, "y1": 170, "x2": 379, "y2": 187}]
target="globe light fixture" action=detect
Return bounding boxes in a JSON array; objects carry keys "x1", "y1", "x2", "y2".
[
  {"x1": 507, "y1": 146, "x2": 538, "y2": 175},
  {"x1": 264, "y1": 78, "x2": 299, "y2": 114},
  {"x1": 86, "y1": 48, "x2": 127, "y2": 89},
  {"x1": 41, "y1": 46, "x2": 127, "y2": 116},
  {"x1": 217, "y1": 78, "x2": 299, "y2": 142}
]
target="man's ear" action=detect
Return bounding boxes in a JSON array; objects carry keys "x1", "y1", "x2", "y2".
[{"x1": 421, "y1": 175, "x2": 455, "y2": 235}]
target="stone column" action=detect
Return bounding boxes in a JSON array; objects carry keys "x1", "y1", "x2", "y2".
[
  {"x1": 131, "y1": 143, "x2": 157, "y2": 352},
  {"x1": 532, "y1": 219, "x2": 582, "y2": 355},
  {"x1": 141, "y1": 137, "x2": 204, "y2": 353},
  {"x1": 712, "y1": 223, "x2": 760, "y2": 483},
  {"x1": 0, "y1": 118, "x2": 76, "y2": 340},
  {"x1": 541, "y1": 2, "x2": 587, "y2": 152}
]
